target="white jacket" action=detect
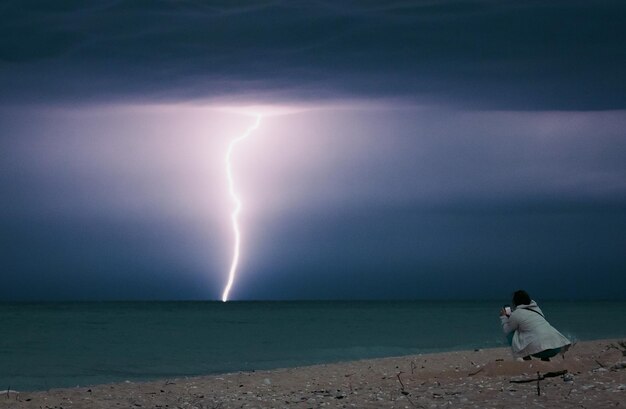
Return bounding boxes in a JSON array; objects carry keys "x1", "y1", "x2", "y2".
[{"x1": 500, "y1": 300, "x2": 571, "y2": 358}]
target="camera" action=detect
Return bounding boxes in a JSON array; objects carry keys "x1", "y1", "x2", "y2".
[{"x1": 503, "y1": 305, "x2": 512, "y2": 317}]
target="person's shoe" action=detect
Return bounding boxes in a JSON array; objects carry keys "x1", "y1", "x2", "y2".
[{"x1": 522, "y1": 356, "x2": 532, "y2": 361}]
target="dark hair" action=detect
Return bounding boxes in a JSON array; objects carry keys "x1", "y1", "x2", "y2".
[{"x1": 512, "y1": 290, "x2": 531, "y2": 307}]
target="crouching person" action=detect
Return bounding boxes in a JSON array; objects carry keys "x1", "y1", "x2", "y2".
[{"x1": 501, "y1": 290, "x2": 571, "y2": 361}]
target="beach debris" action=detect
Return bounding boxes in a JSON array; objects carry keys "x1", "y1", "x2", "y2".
[
  {"x1": 536, "y1": 372, "x2": 541, "y2": 396},
  {"x1": 594, "y1": 359, "x2": 606, "y2": 368},
  {"x1": 396, "y1": 372, "x2": 407, "y2": 391},
  {"x1": 467, "y1": 366, "x2": 484, "y2": 377},
  {"x1": 610, "y1": 361, "x2": 626, "y2": 371},
  {"x1": 510, "y1": 370, "x2": 568, "y2": 384},
  {"x1": 395, "y1": 371, "x2": 422, "y2": 408},
  {"x1": 562, "y1": 373, "x2": 575, "y2": 383},
  {"x1": 607, "y1": 341, "x2": 626, "y2": 356},
  {"x1": 505, "y1": 373, "x2": 545, "y2": 394},
  {"x1": 263, "y1": 378, "x2": 271, "y2": 385}
]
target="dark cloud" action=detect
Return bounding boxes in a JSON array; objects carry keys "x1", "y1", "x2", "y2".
[{"x1": 1, "y1": 0, "x2": 625, "y2": 108}]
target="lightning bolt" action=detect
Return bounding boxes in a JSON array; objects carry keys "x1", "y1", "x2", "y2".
[{"x1": 222, "y1": 114, "x2": 262, "y2": 302}]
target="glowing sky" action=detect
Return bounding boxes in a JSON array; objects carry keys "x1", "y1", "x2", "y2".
[
  {"x1": 0, "y1": 1, "x2": 625, "y2": 301},
  {"x1": 222, "y1": 113, "x2": 262, "y2": 302}
]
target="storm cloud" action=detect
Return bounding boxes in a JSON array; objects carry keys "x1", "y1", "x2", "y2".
[{"x1": 1, "y1": 0, "x2": 626, "y2": 109}]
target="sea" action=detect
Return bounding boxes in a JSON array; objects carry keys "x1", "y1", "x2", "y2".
[{"x1": 1, "y1": 301, "x2": 625, "y2": 391}]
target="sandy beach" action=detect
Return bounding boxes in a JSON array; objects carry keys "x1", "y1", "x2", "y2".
[{"x1": 2, "y1": 339, "x2": 624, "y2": 409}]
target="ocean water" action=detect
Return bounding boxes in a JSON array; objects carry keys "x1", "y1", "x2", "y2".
[{"x1": 1, "y1": 301, "x2": 625, "y2": 391}]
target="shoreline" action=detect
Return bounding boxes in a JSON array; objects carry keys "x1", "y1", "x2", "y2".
[{"x1": 1, "y1": 338, "x2": 624, "y2": 408}]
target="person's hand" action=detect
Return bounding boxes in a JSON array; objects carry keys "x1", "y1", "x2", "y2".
[{"x1": 499, "y1": 308, "x2": 507, "y2": 317}]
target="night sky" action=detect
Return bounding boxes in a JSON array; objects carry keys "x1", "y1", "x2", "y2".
[{"x1": 1, "y1": 1, "x2": 625, "y2": 301}]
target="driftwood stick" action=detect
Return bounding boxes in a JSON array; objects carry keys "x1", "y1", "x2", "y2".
[
  {"x1": 396, "y1": 372, "x2": 406, "y2": 391},
  {"x1": 536, "y1": 371, "x2": 541, "y2": 396},
  {"x1": 395, "y1": 372, "x2": 422, "y2": 408},
  {"x1": 543, "y1": 370, "x2": 568, "y2": 378},
  {"x1": 510, "y1": 370, "x2": 568, "y2": 383}
]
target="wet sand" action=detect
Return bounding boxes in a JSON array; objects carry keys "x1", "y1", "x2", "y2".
[{"x1": 1, "y1": 338, "x2": 624, "y2": 408}]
